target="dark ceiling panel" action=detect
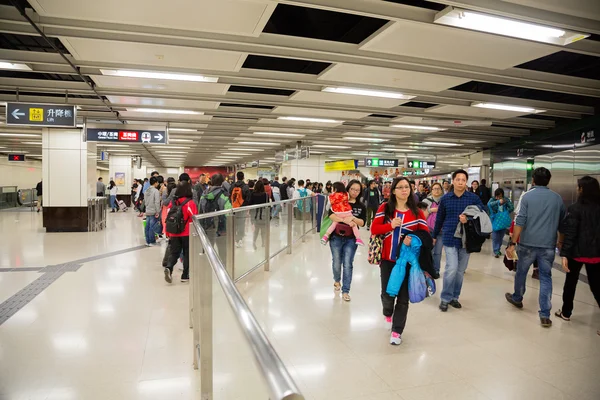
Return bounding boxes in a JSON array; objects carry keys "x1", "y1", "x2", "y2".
[
  {"x1": 242, "y1": 55, "x2": 331, "y2": 75},
  {"x1": 0, "y1": 89, "x2": 99, "y2": 99},
  {"x1": 450, "y1": 81, "x2": 600, "y2": 107},
  {"x1": 402, "y1": 101, "x2": 437, "y2": 108},
  {"x1": 516, "y1": 51, "x2": 600, "y2": 80},
  {"x1": 263, "y1": 4, "x2": 388, "y2": 44},
  {"x1": 0, "y1": 32, "x2": 70, "y2": 54},
  {"x1": 219, "y1": 103, "x2": 274, "y2": 110},
  {"x1": 369, "y1": 113, "x2": 396, "y2": 118},
  {"x1": 0, "y1": 70, "x2": 84, "y2": 82},
  {"x1": 384, "y1": 0, "x2": 446, "y2": 11},
  {"x1": 228, "y1": 85, "x2": 295, "y2": 96}
]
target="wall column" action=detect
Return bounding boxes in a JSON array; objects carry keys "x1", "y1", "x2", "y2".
[
  {"x1": 109, "y1": 155, "x2": 133, "y2": 207},
  {"x1": 42, "y1": 128, "x2": 95, "y2": 232}
]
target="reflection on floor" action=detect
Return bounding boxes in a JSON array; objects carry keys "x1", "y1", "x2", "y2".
[{"x1": 0, "y1": 209, "x2": 598, "y2": 400}]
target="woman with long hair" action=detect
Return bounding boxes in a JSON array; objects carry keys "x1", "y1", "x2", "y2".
[
  {"x1": 371, "y1": 177, "x2": 429, "y2": 345},
  {"x1": 422, "y1": 182, "x2": 444, "y2": 276},
  {"x1": 555, "y1": 176, "x2": 600, "y2": 335},
  {"x1": 323, "y1": 181, "x2": 333, "y2": 195},
  {"x1": 108, "y1": 180, "x2": 118, "y2": 212},
  {"x1": 248, "y1": 180, "x2": 270, "y2": 250},
  {"x1": 328, "y1": 180, "x2": 366, "y2": 302}
]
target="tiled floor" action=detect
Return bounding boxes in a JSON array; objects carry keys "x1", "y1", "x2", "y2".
[{"x1": 0, "y1": 208, "x2": 598, "y2": 400}]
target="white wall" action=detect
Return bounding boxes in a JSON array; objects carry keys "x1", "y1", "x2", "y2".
[
  {"x1": 281, "y1": 156, "x2": 341, "y2": 183},
  {"x1": 109, "y1": 155, "x2": 133, "y2": 193},
  {"x1": 0, "y1": 157, "x2": 42, "y2": 189},
  {"x1": 97, "y1": 169, "x2": 109, "y2": 184}
]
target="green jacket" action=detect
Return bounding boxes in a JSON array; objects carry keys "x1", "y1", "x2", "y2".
[{"x1": 199, "y1": 186, "x2": 232, "y2": 213}]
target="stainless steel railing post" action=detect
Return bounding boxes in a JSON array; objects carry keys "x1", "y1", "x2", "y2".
[
  {"x1": 198, "y1": 230, "x2": 213, "y2": 399},
  {"x1": 264, "y1": 205, "x2": 271, "y2": 272},
  {"x1": 287, "y1": 202, "x2": 293, "y2": 254},
  {"x1": 302, "y1": 201, "x2": 307, "y2": 243},
  {"x1": 226, "y1": 212, "x2": 235, "y2": 279}
]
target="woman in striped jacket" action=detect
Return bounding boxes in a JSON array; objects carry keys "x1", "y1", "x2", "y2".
[{"x1": 371, "y1": 177, "x2": 429, "y2": 346}]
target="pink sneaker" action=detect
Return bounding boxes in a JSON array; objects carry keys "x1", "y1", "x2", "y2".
[
  {"x1": 356, "y1": 238, "x2": 365, "y2": 246},
  {"x1": 384, "y1": 316, "x2": 392, "y2": 330},
  {"x1": 321, "y1": 235, "x2": 329, "y2": 245},
  {"x1": 390, "y1": 331, "x2": 402, "y2": 345}
]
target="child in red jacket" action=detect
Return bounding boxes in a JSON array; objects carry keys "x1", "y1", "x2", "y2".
[{"x1": 322, "y1": 183, "x2": 364, "y2": 246}]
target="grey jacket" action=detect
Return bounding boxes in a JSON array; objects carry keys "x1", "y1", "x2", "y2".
[
  {"x1": 144, "y1": 186, "x2": 161, "y2": 215},
  {"x1": 454, "y1": 205, "x2": 493, "y2": 248},
  {"x1": 515, "y1": 186, "x2": 566, "y2": 249}
]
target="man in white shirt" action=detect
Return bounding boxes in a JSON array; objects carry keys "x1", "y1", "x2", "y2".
[{"x1": 292, "y1": 180, "x2": 314, "y2": 220}]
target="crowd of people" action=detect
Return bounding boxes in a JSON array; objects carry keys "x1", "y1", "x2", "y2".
[{"x1": 103, "y1": 167, "x2": 599, "y2": 344}]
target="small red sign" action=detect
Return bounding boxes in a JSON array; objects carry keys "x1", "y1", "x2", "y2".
[
  {"x1": 119, "y1": 131, "x2": 139, "y2": 141},
  {"x1": 8, "y1": 154, "x2": 26, "y2": 162}
]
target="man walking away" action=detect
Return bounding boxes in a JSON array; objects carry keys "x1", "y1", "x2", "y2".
[
  {"x1": 505, "y1": 167, "x2": 566, "y2": 327},
  {"x1": 230, "y1": 171, "x2": 251, "y2": 247},
  {"x1": 433, "y1": 169, "x2": 484, "y2": 312},
  {"x1": 144, "y1": 177, "x2": 162, "y2": 246},
  {"x1": 363, "y1": 180, "x2": 381, "y2": 229},
  {"x1": 280, "y1": 177, "x2": 289, "y2": 201},
  {"x1": 36, "y1": 180, "x2": 43, "y2": 213},
  {"x1": 96, "y1": 177, "x2": 106, "y2": 197}
]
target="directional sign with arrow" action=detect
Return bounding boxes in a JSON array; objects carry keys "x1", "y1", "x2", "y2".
[
  {"x1": 86, "y1": 128, "x2": 168, "y2": 144},
  {"x1": 6, "y1": 102, "x2": 76, "y2": 127}
]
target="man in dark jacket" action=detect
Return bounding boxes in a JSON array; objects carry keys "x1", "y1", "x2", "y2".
[
  {"x1": 363, "y1": 180, "x2": 381, "y2": 229},
  {"x1": 280, "y1": 177, "x2": 289, "y2": 201},
  {"x1": 36, "y1": 180, "x2": 43, "y2": 213},
  {"x1": 232, "y1": 171, "x2": 251, "y2": 247}
]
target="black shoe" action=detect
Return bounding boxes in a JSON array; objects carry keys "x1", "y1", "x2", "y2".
[
  {"x1": 532, "y1": 269, "x2": 540, "y2": 280},
  {"x1": 181, "y1": 276, "x2": 189, "y2": 283},
  {"x1": 540, "y1": 317, "x2": 552, "y2": 328},
  {"x1": 164, "y1": 268, "x2": 172, "y2": 284},
  {"x1": 449, "y1": 300, "x2": 462, "y2": 309},
  {"x1": 37, "y1": 209, "x2": 40, "y2": 213},
  {"x1": 505, "y1": 292, "x2": 523, "y2": 309},
  {"x1": 494, "y1": 253, "x2": 500, "y2": 258},
  {"x1": 439, "y1": 301, "x2": 448, "y2": 312},
  {"x1": 432, "y1": 272, "x2": 440, "y2": 280}
]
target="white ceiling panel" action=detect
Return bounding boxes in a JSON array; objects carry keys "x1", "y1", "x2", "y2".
[
  {"x1": 502, "y1": 0, "x2": 600, "y2": 21},
  {"x1": 289, "y1": 90, "x2": 407, "y2": 109},
  {"x1": 120, "y1": 111, "x2": 214, "y2": 121},
  {"x1": 319, "y1": 64, "x2": 469, "y2": 93},
  {"x1": 361, "y1": 20, "x2": 557, "y2": 69},
  {"x1": 345, "y1": 131, "x2": 410, "y2": 139},
  {"x1": 106, "y1": 96, "x2": 219, "y2": 110},
  {"x1": 62, "y1": 38, "x2": 246, "y2": 71},
  {"x1": 247, "y1": 126, "x2": 322, "y2": 134},
  {"x1": 257, "y1": 118, "x2": 343, "y2": 128},
  {"x1": 425, "y1": 105, "x2": 533, "y2": 119},
  {"x1": 91, "y1": 75, "x2": 230, "y2": 95},
  {"x1": 271, "y1": 106, "x2": 369, "y2": 120},
  {"x1": 30, "y1": 0, "x2": 275, "y2": 37}
]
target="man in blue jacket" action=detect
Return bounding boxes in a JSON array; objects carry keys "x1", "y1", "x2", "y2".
[
  {"x1": 505, "y1": 167, "x2": 566, "y2": 327},
  {"x1": 433, "y1": 169, "x2": 484, "y2": 312}
]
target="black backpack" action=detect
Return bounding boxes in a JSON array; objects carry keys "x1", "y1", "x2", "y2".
[
  {"x1": 200, "y1": 192, "x2": 222, "y2": 230},
  {"x1": 165, "y1": 198, "x2": 192, "y2": 234}
]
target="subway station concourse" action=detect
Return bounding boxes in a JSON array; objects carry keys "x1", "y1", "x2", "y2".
[{"x1": 0, "y1": 1, "x2": 599, "y2": 399}]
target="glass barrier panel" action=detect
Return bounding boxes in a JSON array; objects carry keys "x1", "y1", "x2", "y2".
[
  {"x1": 269, "y1": 202, "x2": 288, "y2": 258},
  {"x1": 233, "y1": 208, "x2": 268, "y2": 280},
  {"x1": 211, "y1": 267, "x2": 271, "y2": 399},
  {"x1": 198, "y1": 212, "x2": 230, "y2": 270},
  {"x1": 291, "y1": 200, "x2": 304, "y2": 243}
]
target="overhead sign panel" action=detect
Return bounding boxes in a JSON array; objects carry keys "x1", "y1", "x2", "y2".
[
  {"x1": 8, "y1": 154, "x2": 26, "y2": 162},
  {"x1": 6, "y1": 102, "x2": 76, "y2": 127},
  {"x1": 365, "y1": 158, "x2": 398, "y2": 167},
  {"x1": 324, "y1": 159, "x2": 357, "y2": 172},
  {"x1": 407, "y1": 160, "x2": 436, "y2": 168},
  {"x1": 86, "y1": 128, "x2": 167, "y2": 144}
]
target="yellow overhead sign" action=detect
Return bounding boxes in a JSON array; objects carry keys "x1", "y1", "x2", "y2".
[{"x1": 324, "y1": 159, "x2": 357, "y2": 172}]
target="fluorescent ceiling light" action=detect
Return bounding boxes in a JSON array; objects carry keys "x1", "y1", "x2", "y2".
[
  {"x1": 322, "y1": 87, "x2": 415, "y2": 100},
  {"x1": 328, "y1": 156, "x2": 349, "y2": 159},
  {"x1": 221, "y1": 152, "x2": 252, "y2": 156},
  {"x1": 0, "y1": 133, "x2": 41, "y2": 137},
  {"x1": 169, "y1": 128, "x2": 200, "y2": 132},
  {"x1": 22, "y1": 142, "x2": 42, "y2": 145},
  {"x1": 236, "y1": 141, "x2": 279, "y2": 146},
  {"x1": 155, "y1": 151, "x2": 188, "y2": 154},
  {"x1": 312, "y1": 145, "x2": 350, "y2": 149},
  {"x1": 309, "y1": 151, "x2": 325, "y2": 154},
  {"x1": 390, "y1": 124, "x2": 442, "y2": 131},
  {"x1": 101, "y1": 69, "x2": 218, "y2": 83},
  {"x1": 168, "y1": 139, "x2": 195, "y2": 143},
  {"x1": 423, "y1": 141, "x2": 461, "y2": 147},
  {"x1": 253, "y1": 132, "x2": 304, "y2": 137},
  {"x1": 150, "y1": 146, "x2": 191, "y2": 150},
  {"x1": 344, "y1": 137, "x2": 389, "y2": 142},
  {"x1": 128, "y1": 108, "x2": 203, "y2": 115},
  {"x1": 434, "y1": 8, "x2": 589, "y2": 46},
  {"x1": 227, "y1": 147, "x2": 264, "y2": 152},
  {"x1": 277, "y1": 116, "x2": 342, "y2": 124},
  {"x1": 0, "y1": 61, "x2": 32, "y2": 71},
  {"x1": 352, "y1": 152, "x2": 385, "y2": 156},
  {"x1": 471, "y1": 102, "x2": 545, "y2": 114}
]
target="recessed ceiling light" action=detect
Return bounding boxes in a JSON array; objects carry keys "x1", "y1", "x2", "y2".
[
  {"x1": 344, "y1": 137, "x2": 389, "y2": 142},
  {"x1": 101, "y1": 69, "x2": 218, "y2": 83},
  {"x1": 168, "y1": 128, "x2": 200, "y2": 132},
  {"x1": 221, "y1": 152, "x2": 252, "y2": 156},
  {"x1": 312, "y1": 145, "x2": 351, "y2": 149},
  {"x1": 168, "y1": 139, "x2": 195, "y2": 143},
  {"x1": 236, "y1": 141, "x2": 279, "y2": 146},
  {"x1": 0, "y1": 61, "x2": 32, "y2": 71},
  {"x1": 155, "y1": 151, "x2": 188, "y2": 154},
  {"x1": 322, "y1": 87, "x2": 415, "y2": 100},
  {"x1": 0, "y1": 133, "x2": 41, "y2": 137},
  {"x1": 150, "y1": 146, "x2": 191, "y2": 150},
  {"x1": 471, "y1": 102, "x2": 545, "y2": 113},
  {"x1": 22, "y1": 142, "x2": 42, "y2": 145},
  {"x1": 227, "y1": 148, "x2": 264, "y2": 152},
  {"x1": 390, "y1": 124, "x2": 442, "y2": 131},
  {"x1": 253, "y1": 132, "x2": 304, "y2": 137},
  {"x1": 434, "y1": 8, "x2": 589, "y2": 46},
  {"x1": 422, "y1": 141, "x2": 461, "y2": 147},
  {"x1": 128, "y1": 108, "x2": 203, "y2": 115},
  {"x1": 277, "y1": 116, "x2": 342, "y2": 124}
]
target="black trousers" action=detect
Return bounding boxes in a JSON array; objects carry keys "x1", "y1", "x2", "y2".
[
  {"x1": 561, "y1": 259, "x2": 600, "y2": 318},
  {"x1": 380, "y1": 259, "x2": 410, "y2": 335},
  {"x1": 167, "y1": 236, "x2": 189, "y2": 278}
]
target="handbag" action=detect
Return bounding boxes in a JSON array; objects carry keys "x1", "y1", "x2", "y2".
[
  {"x1": 320, "y1": 214, "x2": 333, "y2": 239},
  {"x1": 491, "y1": 208, "x2": 512, "y2": 231},
  {"x1": 368, "y1": 234, "x2": 383, "y2": 265}
]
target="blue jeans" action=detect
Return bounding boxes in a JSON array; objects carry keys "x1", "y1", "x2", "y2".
[
  {"x1": 272, "y1": 192, "x2": 281, "y2": 218},
  {"x1": 330, "y1": 235, "x2": 358, "y2": 294},
  {"x1": 145, "y1": 215, "x2": 161, "y2": 244},
  {"x1": 511, "y1": 244, "x2": 554, "y2": 318},
  {"x1": 432, "y1": 232, "x2": 443, "y2": 274},
  {"x1": 109, "y1": 195, "x2": 117, "y2": 210},
  {"x1": 440, "y1": 246, "x2": 471, "y2": 303},
  {"x1": 491, "y1": 229, "x2": 506, "y2": 254}
]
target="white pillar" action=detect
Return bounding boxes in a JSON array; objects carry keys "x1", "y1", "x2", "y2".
[{"x1": 41, "y1": 128, "x2": 94, "y2": 231}]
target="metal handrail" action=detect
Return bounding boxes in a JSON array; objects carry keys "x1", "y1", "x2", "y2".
[
  {"x1": 194, "y1": 195, "x2": 317, "y2": 220},
  {"x1": 191, "y1": 217, "x2": 304, "y2": 400}
]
